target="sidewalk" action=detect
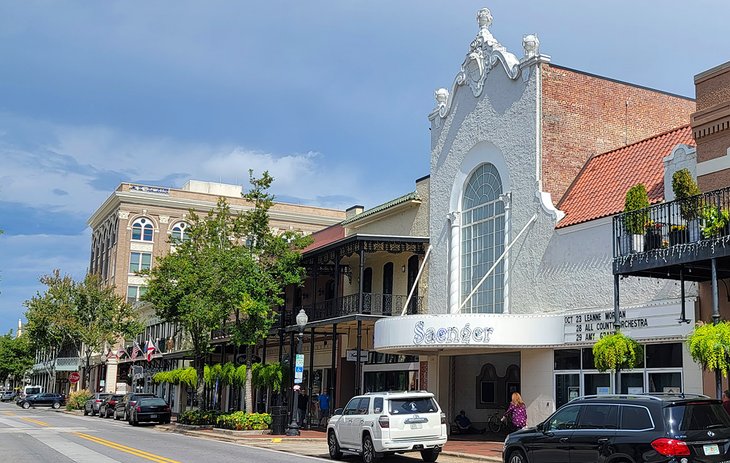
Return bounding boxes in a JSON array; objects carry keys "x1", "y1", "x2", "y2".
[{"x1": 164, "y1": 426, "x2": 503, "y2": 462}]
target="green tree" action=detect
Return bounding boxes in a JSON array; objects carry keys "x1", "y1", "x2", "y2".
[
  {"x1": 74, "y1": 273, "x2": 143, "y2": 388},
  {"x1": 24, "y1": 270, "x2": 142, "y2": 390},
  {"x1": 0, "y1": 331, "x2": 34, "y2": 388},
  {"x1": 144, "y1": 171, "x2": 311, "y2": 412}
]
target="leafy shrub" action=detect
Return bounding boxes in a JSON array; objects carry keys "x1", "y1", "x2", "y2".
[
  {"x1": 177, "y1": 409, "x2": 224, "y2": 426},
  {"x1": 688, "y1": 321, "x2": 730, "y2": 372},
  {"x1": 672, "y1": 168, "x2": 701, "y2": 221},
  {"x1": 624, "y1": 184, "x2": 650, "y2": 234},
  {"x1": 592, "y1": 332, "x2": 643, "y2": 372},
  {"x1": 66, "y1": 389, "x2": 93, "y2": 411},
  {"x1": 216, "y1": 411, "x2": 272, "y2": 430}
]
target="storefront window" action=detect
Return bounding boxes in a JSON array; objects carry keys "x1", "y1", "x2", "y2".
[
  {"x1": 554, "y1": 350, "x2": 580, "y2": 370},
  {"x1": 646, "y1": 343, "x2": 682, "y2": 368},
  {"x1": 480, "y1": 381, "x2": 496, "y2": 403},
  {"x1": 584, "y1": 373, "x2": 611, "y2": 395},
  {"x1": 363, "y1": 370, "x2": 417, "y2": 393},
  {"x1": 648, "y1": 372, "x2": 682, "y2": 393},
  {"x1": 620, "y1": 373, "x2": 644, "y2": 394},
  {"x1": 555, "y1": 373, "x2": 580, "y2": 407}
]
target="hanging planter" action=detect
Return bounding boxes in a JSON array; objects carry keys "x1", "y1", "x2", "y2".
[
  {"x1": 687, "y1": 321, "x2": 730, "y2": 373},
  {"x1": 592, "y1": 332, "x2": 643, "y2": 372}
]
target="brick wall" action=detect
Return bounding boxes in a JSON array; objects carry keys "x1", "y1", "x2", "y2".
[{"x1": 541, "y1": 64, "x2": 696, "y2": 205}]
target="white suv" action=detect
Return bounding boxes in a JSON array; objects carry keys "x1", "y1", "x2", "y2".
[{"x1": 327, "y1": 391, "x2": 447, "y2": 463}]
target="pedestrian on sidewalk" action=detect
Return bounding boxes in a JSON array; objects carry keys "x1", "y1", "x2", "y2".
[
  {"x1": 502, "y1": 392, "x2": 527, "y2": 432},
  {"x1": 297, "y1": 388, "x2": 309, "y2": 426},
  {"x1": 318, "y1": 391, "x2": 330, "y2": 426}
]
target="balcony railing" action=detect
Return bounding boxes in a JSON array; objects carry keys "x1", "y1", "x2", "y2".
[
  {"x1": 32, "y1": 357, "x2": 80, "y2": 372},
  {"x1": 277, "y1": 292, "x2": 424, "y2": 326},
  {"x1": 613, "y1": 186, "x2": 730, "y2": 258}
]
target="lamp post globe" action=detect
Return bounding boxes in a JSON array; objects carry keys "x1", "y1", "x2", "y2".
[{"x1": 286, "y1": 309, "x2": 308, "y2": 436}]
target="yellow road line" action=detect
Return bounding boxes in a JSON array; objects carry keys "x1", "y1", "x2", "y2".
[
  {"x1": 75, "y1": 433, "x2": 180, "y2": 463},
  {"x1": 20, "y1": 417, "x2": 49, "y2": 427},
  {"x1": 1, "y1": 411, "x2": 16, "y2": 416}
]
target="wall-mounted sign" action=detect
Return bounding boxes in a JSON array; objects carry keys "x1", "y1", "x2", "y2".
[
  {"x1": 413, "y1": 320, "x2": 493, "y2": 345},
  {"x1": 346, "y1": 350, "x2": 368, "y2": 362}
]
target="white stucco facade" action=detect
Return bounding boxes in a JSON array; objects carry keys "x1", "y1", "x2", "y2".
[{"x1": 374, "y1": 8, "x2": 702, "y2": 428}]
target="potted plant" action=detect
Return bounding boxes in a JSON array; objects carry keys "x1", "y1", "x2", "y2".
[
  {"x1": 593, "y1": 331, "x2": 643, "y2": 373},
  {"x1": 644, "y1": 221, "x2": 663, "y2": 251},
  {"x1": 687, "y1": 321, "x2": 730, "y2": 399},
  {"x1": 668, "y1": 224, "x2": 688, "y2": 246},
  {"x1": 672, "y1": 169, "x2": 701, "y2": 241},
  {"x1": 624, "y1": 184, "x2": 650, "y2": 253},
  {"x1": 701, "y1": 206, "x2": 730, "y2": 239}
]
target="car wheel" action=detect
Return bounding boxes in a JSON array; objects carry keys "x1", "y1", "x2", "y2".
[
  {"x1": 507, "y1": 449, "x2": 527, "y2": 463},
  {"x1": 420, "y1": 448, "x2": 440, "y2": 462},
  {"x1": 114, "y1": 411, "x2": 120, "y2": 420},
  {"x1": 22, "y1": 402, "x2": 30, "y2": 409},
  {"x1": 328, "y1": 431, "x2": 343, "y2": 460},
  {"x1": 83, "y1": 408, "x2": 89, "y2": 416},
  {"x1": 362, "y1": 434, "x2": 380, "y2": 463},
  {"x1": 123, "y1": 410, "x2": 127, "y2": 421},
  {"x1": 52, "y1": 402, "x2": 61, "y2": 410}
]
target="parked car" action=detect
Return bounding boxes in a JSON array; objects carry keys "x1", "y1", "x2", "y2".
[
  {"x1": 127, "y1": 397, "x2": 171, "y2": 425},
  {"x1": 98, "y1": 394, "x2": 124, "y2": 418},
  {"x1": 21, "y1": 385, "x2": 42, "y2": 398},
  {"x1": 327, "y1": 391, "x2": 447, "y2": 463},
  {"x1": 17, "y1": 392, "x2": 66, "y2": 409},
  {"x1": 503, "y1": 393, "x2": 730, "y2": 463},
  {"x1": 83, "y1": 393, "x2": 111, "y2": 416},
  {"x1": 114, "y1": 393, "x2": 156, "y2": 421},
  {"x1": 0, "y1": 390, "x2": 17, "y2": 402}
]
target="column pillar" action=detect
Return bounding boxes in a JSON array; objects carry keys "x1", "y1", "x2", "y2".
[{"x1": 448, "y1": 212, "x2": 460, "y2": 313}]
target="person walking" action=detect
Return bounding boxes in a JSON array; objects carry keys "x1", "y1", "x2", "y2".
[
  {"x1": 502, "y1": 392, "x2": 527, "y2": 432},
  {"x1": 318, "y1": 391, "x2": 330, "y2": 426},
  {"x1": 297, "y1": 388, "x2": 309, "y2": 426}
]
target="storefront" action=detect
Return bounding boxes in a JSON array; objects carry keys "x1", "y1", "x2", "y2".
[{"x1": 374, "y1": 300, "x2": 701, "y2": 426}]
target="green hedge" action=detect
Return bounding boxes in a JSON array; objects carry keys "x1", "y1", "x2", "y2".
[
  {"x1": 177, "y1": 409, "x2": 224, "y2": 426},
  {"x1": 66, "y1": 389, "x2": 93, "y2": 411},
  {"x1": 216, "y1": 412, "x2": 272, "y2": 430}
]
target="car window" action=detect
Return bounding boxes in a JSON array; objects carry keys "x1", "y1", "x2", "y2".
[
  {"x1": 577, "y1": 405, "x2": 619, "y2": 429},
  {"x1": 356, "y1": 398, "x2": 371, "y2": 415},
  {"x1": 621, "y1": 405, "x2": 654, "y2": 430},
  {"x1": 547, "y1": 405, "x2": 580, "y2": 431},
  {"x1": 139, "y1": 398, "x2": 167, "y2": 406},
  {"x1": 389, "y1": 397, "x2": 438, "y2": 415},
  {"x1": 665, "y1": 402, "x2": 730, "y2": 431},
  {"x1": 343, "y1": 398, "x2": 359, "y2": 416},
  {"x1": 374, "y1": 397, "x2": 384, "y2": 414}
]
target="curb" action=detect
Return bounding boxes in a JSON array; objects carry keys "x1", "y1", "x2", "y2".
[{"x1": 441, "y1": 451, "x2": 502, "y2": 462}]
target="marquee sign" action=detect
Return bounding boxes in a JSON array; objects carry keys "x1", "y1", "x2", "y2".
[{"x1": 413, "y1": 320, "x2": 494, "y2": 345}]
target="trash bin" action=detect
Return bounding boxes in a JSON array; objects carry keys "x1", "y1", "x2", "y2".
[{"x1": 270, "y1": 405, "x2": 288, "y2": 435}]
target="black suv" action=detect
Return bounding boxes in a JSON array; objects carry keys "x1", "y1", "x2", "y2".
[
  {"x1": 503, "y1": 393, "x2": 730, "y2": 463},
  {"x1": 114, "y1": 393, "x2": 156, "y2": 421}
]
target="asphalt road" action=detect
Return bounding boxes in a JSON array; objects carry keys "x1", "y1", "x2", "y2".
[{"x1": 0, "y1": 401, "x2": 332, "y2": 463}]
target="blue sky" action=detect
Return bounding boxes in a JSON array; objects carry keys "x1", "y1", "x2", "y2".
[{"x1": 1, "y1": 1, "x2": 728, "y2": 334}]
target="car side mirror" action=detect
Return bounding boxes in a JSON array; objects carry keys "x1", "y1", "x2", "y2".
[
  {"x1": 536, "y1": 422, "x2": 545, "y2": 432},
  {"x1": 333, "y1": 408, "x2": 343, "y2": 416}
]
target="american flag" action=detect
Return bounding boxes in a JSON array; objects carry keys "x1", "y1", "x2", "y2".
[
  {"x1": 145, "y1": 340, "x2": 157, "y2": 362},
  {"x1": 131, "y1": 341, "x2": 142, "y2": 360},
  {"x1": 116, "y1": 345, "x2": 127, "y2": 359}
]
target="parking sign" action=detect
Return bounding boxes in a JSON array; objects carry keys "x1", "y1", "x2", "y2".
[{"x1": 294, "y1": 353, "x2": 304, "y2": 384}]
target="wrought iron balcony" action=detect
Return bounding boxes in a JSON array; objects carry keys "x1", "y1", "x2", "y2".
[
  {"x1": 613, "y1": 186, "x2": 730, "y2": 280},
  {"x1": 280, "y1": 292, "x2": 424, "y2": 326}
]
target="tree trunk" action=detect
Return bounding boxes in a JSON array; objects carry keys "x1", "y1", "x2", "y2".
[
  {"x1": 195, "y1": 355, "x2": 206, "y2": 411},
  {"x1": 245, "y1": 345, "x2": 253, "y2": 413}
]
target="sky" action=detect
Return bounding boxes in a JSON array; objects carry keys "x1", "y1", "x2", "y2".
[{"x1": 1, "y1": 0, "x2": 729, "y2": 334}]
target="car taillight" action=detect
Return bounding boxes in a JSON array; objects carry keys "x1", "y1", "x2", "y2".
[
  {"x1": 95, "y1": 399, "x2": 102, "y2": 403},
  {"x1": 440, "y1": 412, "x2": 447, "y2": 425},
  {"x1": 651, "y1": 438, "x2": 691, "y2": 457},
  {"x1": 136, "y1": 406, "x2": 141, "y2": 412},
  {"x1": 378, "y1": 415, "x2": 389, "y2": 428}
]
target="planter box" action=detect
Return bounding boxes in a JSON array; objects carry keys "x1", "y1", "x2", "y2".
[
  {"x1": 644, "y1": 231, "x2": 662, "y2": 251},
  {"x1": 669, "y1": 229, "x2": 689, "y2": 246},
  {"x1": 631, "y1": 234, "x2": 644, "y2": 253}
]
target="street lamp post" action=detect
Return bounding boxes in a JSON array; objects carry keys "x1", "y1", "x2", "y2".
[{"x1": 286, "y1": 309, "x2": 308, "y2": 436}]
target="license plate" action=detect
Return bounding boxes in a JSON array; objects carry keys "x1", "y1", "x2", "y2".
[
  {"x1": 410, "y1": 423, "x2": 422, "y2": 429},
  {"x1": 150, "y1": 414, "x2": 158, "y2": 419},
  {"x1": 704, "y1": 444, "x2": 720, "y2": 455}
]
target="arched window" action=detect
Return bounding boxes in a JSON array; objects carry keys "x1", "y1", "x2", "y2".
[
  {"x1": 171, "y1": 222, "x2": 190, "y2": 243},
  {"x1": 461, "y1": 163, "x2": 505, "y2": 313},
  {"x1": 131, "y1": 217, "x2": 154, "y2": 242}
]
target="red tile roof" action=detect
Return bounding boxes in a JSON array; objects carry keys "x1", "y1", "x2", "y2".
[
  {"x1": 302, "y1": 224, "x2": 345, "y2": 253},
  {"x1": 557, "y1": 125, "x2": 695, "y2": 228}
]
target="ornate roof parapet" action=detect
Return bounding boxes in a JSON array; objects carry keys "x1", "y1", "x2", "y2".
[{"x1": 430, "y1": 7, "x2": 550, "y2": 124}]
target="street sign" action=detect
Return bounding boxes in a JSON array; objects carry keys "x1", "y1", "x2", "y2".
[
  {"x1": 294, "y1": 353, "x2": 304, "y2": 384},
  {"x1": 346, "y1": 349, "x2": 369, "y2": 362},
  {"x1": 69, "y1": 372, "x2": 80, "y2": 384}
]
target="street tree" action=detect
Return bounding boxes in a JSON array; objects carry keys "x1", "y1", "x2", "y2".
[
  {"x1": 144, "y1": 171, "x2": 311, "y2": 412},
  {"x1": 24, "y1": 270, "x2": 142, "y2": 389},
  {"x1": 0, "y1": 331, "x2": 34, "y2": 388}
]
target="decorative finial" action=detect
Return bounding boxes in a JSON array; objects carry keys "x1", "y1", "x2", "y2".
[
  {"x1": 522, "y1": 34, "x2": 540, "y2": 59},
  {"x1": 435, "y1": 88, "x2": 449, "y2": 107},
  {"x1": 476, "y1": 8, "x2": 492, "y2": 30}
]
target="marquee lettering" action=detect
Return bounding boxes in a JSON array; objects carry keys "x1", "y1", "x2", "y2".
[{"x1": 413, "y1": 321, "x2": 493, "y2": 345}]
